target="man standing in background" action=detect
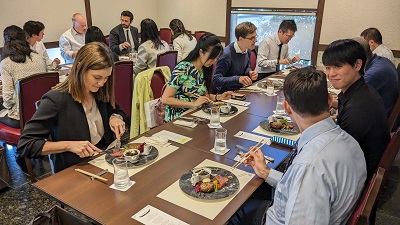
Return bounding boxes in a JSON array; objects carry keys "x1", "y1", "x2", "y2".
[
  {"x1": 59, "y1": 13, "x2": 87, "y2": 64},
  {"x1": 109, "y1": 10, "x2": 139, "y2": 56},
  {"x1": 361, "y1": 27, "x2": 395, "y2": 65},
  {"x1": 256, "y1": 20, "x2": 300, "y2": 79}
]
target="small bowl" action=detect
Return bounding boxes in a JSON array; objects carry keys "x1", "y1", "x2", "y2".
[
  {"x1": 193, "y1": 167, "x2": 212, "y2": 180},
  {"x1": 124, "y1": 149, "x2": 140, "y2": 163}
]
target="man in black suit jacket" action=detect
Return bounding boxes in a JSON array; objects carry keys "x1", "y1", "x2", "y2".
[{"x1": 109, "y1": 10, "x2": 139, "y2": 55}]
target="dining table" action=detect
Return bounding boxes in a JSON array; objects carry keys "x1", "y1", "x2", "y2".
[{"x1": 33, "y1": 75, "x2": 298, "y2": 225}]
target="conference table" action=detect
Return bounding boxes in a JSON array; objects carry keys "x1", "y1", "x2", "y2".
[{"x1": 33, "y1": 76, "x2": 294, "y2": 225}]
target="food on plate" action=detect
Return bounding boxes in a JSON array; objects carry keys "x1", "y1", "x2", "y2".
[
  {"x1": 110, "y1": 149, "x2": 124, "y2": 158},
  {"x1": 214, "y1": 175, "x2": 229, "y2": 187},
  {"x1": 200, "y1": 182, "x2": 214, "y2": 193},
  {"x1": 124, "y1": 150, "x2": 138, "y2": 156},
  {"x1": 194, "y1": 173, "x2": 230, "y2": 193},
  {"x1": 202, "y1": 178, "x2": 211, "y2": 183},
  {"x1": 128, "y1": 142, "x2": 146, "y2": 152},
  {"x1": 270, "y1": 119, "x2": 294, "y2": 130}
]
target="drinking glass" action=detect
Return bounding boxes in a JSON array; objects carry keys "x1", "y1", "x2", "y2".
[
  {"x1": 214, "y1": 128, "x2": 227, "y2": 153},
  {"x1": 275, "y1": 96, "x2": 285, "y2": 114},
  {"x1": 112, "y1": 158, "x2": 130, "y2": 188},
  {"x1": 265, "y1": 81, "x2": 275, "y2": 96},
  {"x1": 210, "y1": 108, "x2": 220, "y2": 127}
]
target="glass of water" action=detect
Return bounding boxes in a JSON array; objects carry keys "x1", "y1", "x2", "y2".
[
  {"x1": 275, "y1": 96, "x2": 286, "y2": 114},
  {"x1": 214, "y1": 128, "x2": 227, "y2": 153},
  {"x1": 112, "y1": 158, "x2": 130, "y2": 189},
  {"x1": 265, "y1": 80, "x2": 275, "y2": 96},
  {"x1": 210, "y1": 108, "x2": 220, "y2": 127}
]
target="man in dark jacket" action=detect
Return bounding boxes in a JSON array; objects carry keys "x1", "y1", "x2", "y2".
[{"x1": 109, "y1": 10, "x2": 139, "y2": 55}]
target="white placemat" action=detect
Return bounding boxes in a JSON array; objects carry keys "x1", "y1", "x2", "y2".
[
  {"x1": 157, "y1": 159, "x2": 254, "y2": 220},
  {"x1": 252, "y1": 126, "x2": 300, "y2": 141},
  {"x1": 191, "y1": 105, "x2": 248, "y2": 123},
  {"x1": 221, "y1": 99, "x2": 251, "y2": 106},
  {"x1": 88, "y1": 136, "x2": 179, "y2": 176}
]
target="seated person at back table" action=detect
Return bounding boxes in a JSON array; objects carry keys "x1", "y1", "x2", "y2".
[
  {"x1": 17, "y1": 42, "x2": 127, "y2": 173},
  {"x1": 361, "y1": 27, "x2": 395, "y2": 65},
  {"x1": 0, "y1": 25, "x2": 46, "y2": 129},
  {"x1": 109, "y1": 10, "x2": 139, "y2": 55},
  {"x1": 213, "y1": 22, "x2": 258, "y2": 94},
  {"x1": 85, "y1": 26, "x2": 119, "y2": 63},
  {"x1": 256, "y1": 20, "x2": 300, "y2": 79},
  {"x1": 23, "y1": 20, "x2": 60, "y2": 69},
  {"x1": 162, "y1": 33, "x2": 232, "y2": 122},
  {"x1": 133, "y1": 18, "x2": 169, "y2": 75},
  {"x1": 323, "y1": 39, "x2": 390, "y2": 181},
  {"x1": 229, "y1": 67, "x2": 367, "y2": 225},
  {"x1": 169, "y1": 18, "x2": 197, "y2": 63},
  {"x1": 59, "y1": 13, "x2": 87, "y2": 64}
]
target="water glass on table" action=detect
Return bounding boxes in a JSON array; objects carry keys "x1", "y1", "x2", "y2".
[
  {"x1": 210, "y1": 108, "x2": 220, "y2": 127},
  {"x1": 214, "y1": 128, "x2": 227, "y2": 153},
  {"x1": 112, "y1": 158, "x2": 130, "y2": 189},
  {"x1": 265, "y1": 80, "x2": 275, "y2": 96},
  {"x1": 275, "y1": 96, "x2": 285, "y2": 114}
]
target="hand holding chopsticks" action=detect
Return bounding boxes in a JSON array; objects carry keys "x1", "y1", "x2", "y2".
[
  {"x1": 190, "y1": 93, "x2": 215, "y2": 105},
  {"x1": 231, "y1": 139, "x2": 267, "y2": 170}
]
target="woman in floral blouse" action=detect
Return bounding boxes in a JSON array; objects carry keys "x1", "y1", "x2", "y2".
[{"x1": 162, "y1": 33, "x2": 232, "y2": 122}]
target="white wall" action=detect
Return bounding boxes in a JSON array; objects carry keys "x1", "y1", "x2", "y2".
[{"x1": 0, "y1": 0, "x2": 86, "y2": 47}]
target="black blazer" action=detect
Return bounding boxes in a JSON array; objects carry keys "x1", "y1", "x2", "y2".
[
  {"x1": 17, "y1": 90, "x2": 127, "y2": 173},
  {"x1": 109, "y1": 24, "x2": 139, "y2": 55}
]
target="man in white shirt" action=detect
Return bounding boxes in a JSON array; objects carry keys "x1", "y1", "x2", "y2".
[
  {"x1": 109, "y1": 10, "x2": 139, "y2": 56},
  {"x1": 361, "y1": 27, "x2": 395, "y2": 65},
  {"x1": 256, "y1": 20, "x2": 300, "y2": 79},
  {"x1": 59, "y1": 13, "x2": 87, "y2": 64},
  {"x1": 23, "y1": 20, "x2": 60, "y2": 69}
]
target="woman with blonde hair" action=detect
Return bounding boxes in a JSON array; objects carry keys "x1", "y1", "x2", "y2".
[
  {"x1": 169, "y1": 19, "x2": 197, "y2": 62},
  {"x1": 17, "y1": 42, "x2": 126, "y2": 173}
]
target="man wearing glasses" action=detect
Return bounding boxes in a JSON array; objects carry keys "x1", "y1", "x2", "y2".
[
  {"x1": 59, "y1": 13, "x2": 87, "y2": 64},
  {"x1": 213, "y1": 22, "x2": 258, "y2": 93},
  {"x1": 256, "y1": 20, "x2": 300, "y2": 79}
]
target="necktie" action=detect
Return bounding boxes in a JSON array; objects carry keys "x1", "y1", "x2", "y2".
[
  {"x1": 276, "y1": 44, "x2": 283, "y2": 72},
  {"x1": 126, "y1": 30, "x2": 131, "y2": 44},
  {"x1": 284, "y1": 142, "x2": 298, "y2": 173}
]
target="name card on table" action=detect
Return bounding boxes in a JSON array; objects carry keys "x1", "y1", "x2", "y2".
[
  {"x1": 234, "y1": 131, "x2": 272, "y2": 144},
  {"x1": 132, "y1": 205, "x2": 189, "y2": 225}
]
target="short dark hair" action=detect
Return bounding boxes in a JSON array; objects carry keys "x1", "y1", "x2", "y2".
[
  {"x1": 283, "y1": 67, "x2": 329, "y2": 117},
  {"x1": 322, "y1": 39, "x2": 366, "y2": 75},
  {"x1": 85, "y1": 26, "x2": 106, "y2": 44},
  {"x1": 23, "y1": 20, "x2": 45, "y2": 37},
  {"x1": 279, "y1": 20, "x2": 297, "y2": 33},
  {"x1": 234, "y1": 22, "x2": 257, "y2": 40},
  {"x1": 121, "y1": 10, "x2": 134, "y2": 22},
  {"x1": 360, "y1": 28, "x2": 382, "y2": 44}
]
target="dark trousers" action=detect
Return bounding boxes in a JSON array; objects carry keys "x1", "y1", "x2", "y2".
[{"x1": 0, "y1": 115, "x2": 20, "y2": 128}]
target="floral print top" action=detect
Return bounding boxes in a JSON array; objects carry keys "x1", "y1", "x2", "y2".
[{"x1": 165, "y1": 61, "x2": 207, "y2": 122}]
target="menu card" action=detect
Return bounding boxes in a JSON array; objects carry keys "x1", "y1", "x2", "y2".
[
  {"x1": 234, "y1": 131, "x2": 271, "y2": 144},
  {"x1": 132, "y1": 205, "x2": 189, "y2": 225},
  {"x1": 152, "y1": 130, "x2": 192, "y2": 144}
]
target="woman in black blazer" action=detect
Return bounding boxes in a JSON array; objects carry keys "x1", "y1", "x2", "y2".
[{"x1": 17, "y1": 42, "x2": 127, "y2": 173}]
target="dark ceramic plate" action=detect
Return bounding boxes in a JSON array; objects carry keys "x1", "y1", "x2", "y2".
[
  {"x1": 179, "y1": 167, "x2": 239, "y2": 201},
  {"x1": 202, "y1": 105, "x2": 238, "y2": 117},
  {"x1": 259, "y1": 115, "x2": 300, "y2": 135},
  {"x1": 105, "y1": 144, "x2": 159, "y2": 168}
]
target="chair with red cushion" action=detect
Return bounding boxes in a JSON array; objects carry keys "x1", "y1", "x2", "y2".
[
  {"x1": 388, "y1": 95, "x2": 400, "y2": 132},
  {"x1": 159, "y1": 28, "x2": 172, "y2": 45},
  {"x1": 194, "y1": 31, "x2": 207, "y2": 41},
  {"x1": 0, "y1": 72, "x2": 59, "y2": 182},
  {"x1": 250, "y1": 49, "x2": 257, "y2": 71},
  {"x1": 156, "y1": 51, "x2": 178, "y2": 74},
  {"x1": 376, "y1": 127, "x2": 400, "y2": 185},
  {"x1": 105, "y1": 35, "x2": 110, "y2": 46},
  {"x1": 347, "y1": 167, "x2": 385, "y2": 225},
  {"x1": 113, "y1": 61, "x2": 134, "y2": 119},
  {"x1": 150, "y1": 71, "x2": 166, "y2": 99}
]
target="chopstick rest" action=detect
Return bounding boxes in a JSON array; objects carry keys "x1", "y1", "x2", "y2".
[{"x1": 75, "y1": 168, "x2": 108, "y2": 182}]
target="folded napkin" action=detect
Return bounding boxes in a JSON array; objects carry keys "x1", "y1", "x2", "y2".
[{"x1": 173, "y1": 120, "x2": 197, "y2": 128}]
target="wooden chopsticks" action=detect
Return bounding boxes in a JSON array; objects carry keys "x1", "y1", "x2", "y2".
[
  {"x1": 191, "y1": 93, "x2": 215, "y2": 105},
  {"x1": 75, "y1": 168, "x2": 108, "y2": 182},
  {"x1": 231, "y1": 139, "x2": 267, "y2": 170}
]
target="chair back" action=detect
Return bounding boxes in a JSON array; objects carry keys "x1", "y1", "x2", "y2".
[
  {"x1": 18, "y1": 72, "x2": 59, "y2": 129},
  {"x1": 156, "y1": 51, "x2": 178, "y2": 74},
  {"x1": 105, "y1": 35, "x2": 110, "y2": 46},
  {"x1": 250, "y1": 49, "x2": 257, "y2": 71},
  {"x1": 388, "y1": 95, "x2": 400, "y2": 132},
  {"x1": 159, "y1": 28, "x2": 172, "y2": 44},
  {"x1": 114, "y1": 61, "x2": 134, "y2": 117},
  {"x1": 347, "y1": 167, "x2": 385, "y2": 225},
  {"x1": 150, "y1": 71, "x2": 166, "y2": 99},
  {"x1": 377, "y1": 127, "x2": 400, "y2": 184},
  {"x1": 194, "y1": 31, "x2": 206, "y2": 41}
]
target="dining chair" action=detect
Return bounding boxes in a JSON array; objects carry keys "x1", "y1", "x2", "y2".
[
  {"x1": 194, "y1": 31, "x2": 207, "y2": 41},
  {"x1": 388, "y1": 95, "x2": 400, "y2": 132},
  {"x1": 159, "y1": 28, "x2": 172, "y2": 45},
  {"x1": 113, "y1": 61, "x2": 134, "y2": 121},
  {"x1": 250, "y1": 49, "x2": 257, "y2": 71},
  {"x1": 0, "y1": 72, "x2": 59, "y2": 182},
  {"x1": 346, "y1": 167, "x2": 385, "y2": 225},
  {"x1": 156, "y1": 51, "x2": 178, "y2": 74},
  {"x1": 150, "y1": 71, "x2": 166, "y2": 99},
  {"x1": 105, "y1": 35, "x2": 110, "y2": 46},
  {"x1": 376, "y1": 127, "x2": 400, "y2": 185}
]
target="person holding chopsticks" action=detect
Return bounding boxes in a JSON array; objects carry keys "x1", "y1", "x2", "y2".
[{"x1": 162, "y1": 33, "x2": 233, "y2": 122}]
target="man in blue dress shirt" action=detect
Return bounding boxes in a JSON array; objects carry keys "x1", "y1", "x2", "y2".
[{"x1": 229, "y1": 67, "x2": 367, "y2": 225}]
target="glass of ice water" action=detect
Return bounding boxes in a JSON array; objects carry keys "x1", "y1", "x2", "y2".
[
  {"x1": 210, "y1": 108, "x2": 220, "y2": 127},
  {"x1": 112, "y1": 158, "x2": 130, "y2": 189},
  {"x1": 265, "y1": 80, "x2": 275, "y2": 96},
  {"x1": 214, "y1": 128, "x2": 227, "y2": 153},
  {"x1": 275, "y1": 96, "x2": 286, "y2": 114}
]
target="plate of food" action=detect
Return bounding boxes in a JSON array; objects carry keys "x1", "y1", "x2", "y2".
[
  {"x1": 105, "y1": 143, "x2": 159, "y2": 168},
  {"x1": 179, "y1": 167, "x2": 239, "y2": 201},
  {"x1": 259, "y1": 114, "x2": 300, "y2": 134},
  {"x1": 202, "y1": 103, "x2": 238, "y2": 116},
  {"x1": 256, "y1": 80, "x2": 284, "y2": 90}
]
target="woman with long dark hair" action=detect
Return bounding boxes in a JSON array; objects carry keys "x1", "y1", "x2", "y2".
[
  {"x1": 0, "y1": 25, "x2": 46, "y2": 128},
  {"x1": 169, "y1": 19, "x2": 197, "y2": 62},
  {"x1": 133, "y1": 18, "x2": 169, "y2": 75},
  {"x1": 162, "y1": 33, "x2": 232, "y2": 122}
]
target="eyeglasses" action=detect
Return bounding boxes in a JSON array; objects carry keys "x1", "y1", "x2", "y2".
[
  {"x1": 243, "y1": 36, "x2": 257, "y2": 41},
  {"x1": 283, "y1": 33, "x2": 295, "y2": 39}
]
